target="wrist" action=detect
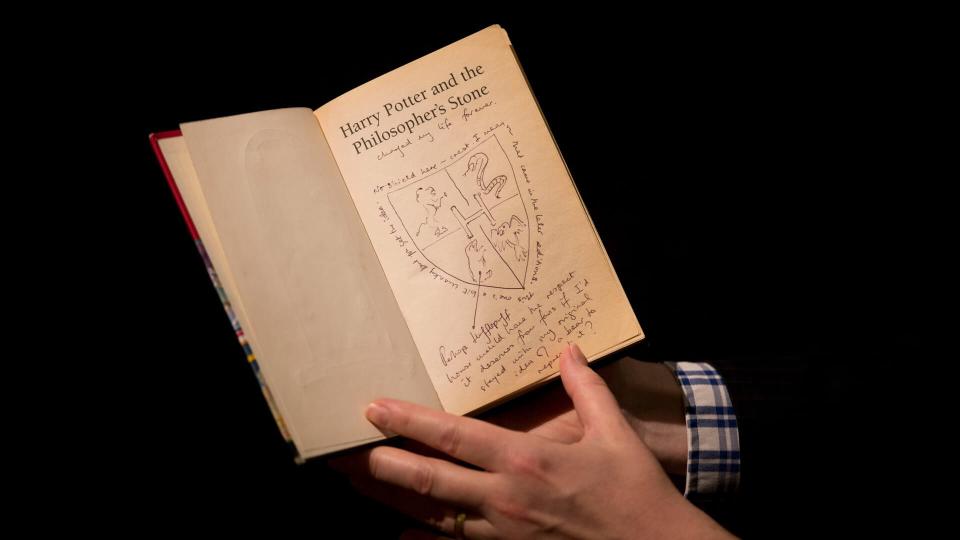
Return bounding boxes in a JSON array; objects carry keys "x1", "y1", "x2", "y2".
[{"x1": 598, "y1": 357, "x2": 687, "y2": 476}]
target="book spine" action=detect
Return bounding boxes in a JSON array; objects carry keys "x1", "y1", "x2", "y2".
[{"x1": 149, "y1": 131, "x2": 300, "y2": 461}]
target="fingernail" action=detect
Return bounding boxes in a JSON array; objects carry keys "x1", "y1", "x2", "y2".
[
  {"x1": 571, "y1": 343, "x2": 588, "y2": 365},
  {"x1": 366, "y1": 402, "x2": 390, "y2": 426}
]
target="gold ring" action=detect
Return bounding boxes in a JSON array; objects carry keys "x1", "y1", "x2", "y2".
[{"x1": 454, "y1": 511, "x2": 467, "y2": 539}]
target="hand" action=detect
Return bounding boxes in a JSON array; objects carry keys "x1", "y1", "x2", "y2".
[
  {"x1": 333, "y1": 344, "x2": 733, "y2": 539},
  {"x1": 479, "y1": 356, "x2": 689, "y2": 478}
]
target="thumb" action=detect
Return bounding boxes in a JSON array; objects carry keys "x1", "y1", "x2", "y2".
[{"x1": 559, "y1": 343, "x2": 629, "y2": 438}]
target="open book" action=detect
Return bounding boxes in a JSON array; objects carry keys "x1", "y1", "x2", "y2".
[{"x1": 150, "y1": 25, "x2": 643, "y2": 461}]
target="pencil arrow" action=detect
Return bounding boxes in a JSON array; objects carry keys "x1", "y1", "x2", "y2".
[{"x1": 472, "y1": 271, "x2": 481, "y2": 329}]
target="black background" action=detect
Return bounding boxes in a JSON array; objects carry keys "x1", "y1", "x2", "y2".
[{"x1": 69, "y1": 9, "x2": 941, "y2": 537}]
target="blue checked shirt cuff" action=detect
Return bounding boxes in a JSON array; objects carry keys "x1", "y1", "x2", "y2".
[{"x1": 670, "y1": 361, "x2": 741, "y2": 497}]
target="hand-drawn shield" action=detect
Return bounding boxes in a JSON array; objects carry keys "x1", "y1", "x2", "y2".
[{"x1": 387, "y1": 134, "x2": 530, "y2": 290}]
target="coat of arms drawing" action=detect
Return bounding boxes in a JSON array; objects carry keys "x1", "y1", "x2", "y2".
[{"x1": 387, "y1": 134, "x2": 530, "y2": 290}]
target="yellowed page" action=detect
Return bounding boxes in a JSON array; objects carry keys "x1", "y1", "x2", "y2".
[
  {"x1": 178, "y1": 108, "x2": 441, "y2": 458},
  {"x1": 314, "y1": 26, "x2": 643, "y2": 414},
  {"x1": 158, "y1": 135, "x2": 286, "y2": 438}
]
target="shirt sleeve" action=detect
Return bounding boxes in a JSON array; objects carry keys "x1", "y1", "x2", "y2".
[{"x1": 670, "y1": 361, "x2": 741, "y2": 497}]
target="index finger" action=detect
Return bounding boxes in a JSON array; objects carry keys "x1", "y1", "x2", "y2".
[{"x1": 366, "y1": 398, "x2": 518, "y2": 471}]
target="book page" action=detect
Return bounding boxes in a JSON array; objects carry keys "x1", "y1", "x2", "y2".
[
  {"x1": 314, "y1": 26, "x2": 643, "y2": 414},
  {"x1": 178, "y1": 108, "x2": 441, "y2": 458},
  {"x1": 157, "y1": 135, "x2": 288, "y2": 440}
]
